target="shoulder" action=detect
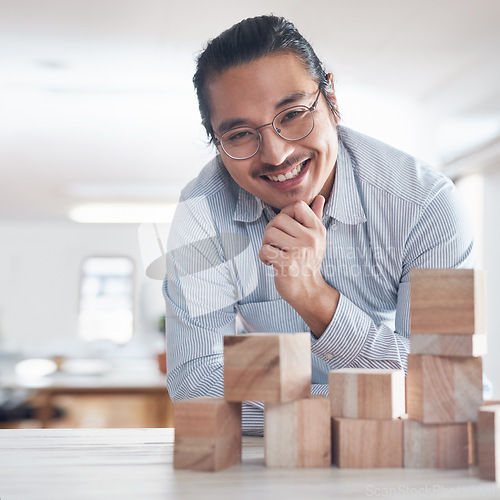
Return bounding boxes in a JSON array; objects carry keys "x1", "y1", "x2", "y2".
[
  {"x1": 338, "y1": 126, "x2": 451, "y2": 207},
  {"x1": 169, "y1": 156, "x2": 239, "y2": 243},
  {"x1": 179, "y1": 155, "x2": 237, "y2": 206}
]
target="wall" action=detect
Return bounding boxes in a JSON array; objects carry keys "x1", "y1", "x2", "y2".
[
  {"x1": 456, "y1": 167, "x2": 500, "y2": 399},
  {"x1": 0, "y1": 221, "x2": 166, "y2": 357},
  {"x1": 481, "y1": 167, "x2": 500, "y2": 399}
]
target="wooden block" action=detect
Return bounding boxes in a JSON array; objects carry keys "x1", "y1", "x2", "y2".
[
  {"x1": 403, "y1": 420, "x2": 470, "y2": 468},
  {"x1": 406, "y1": 354, "x2": 483, "y2": 423},
  {"x1": 264, "y1": 395, "x2": 331, "y2": 468},
  {"x1": 173, "y1": 397, "x2": 241, "y2": 471},
  {"x1": 329, "y1": 368, "x2": 405, "y2": 419},
  {"x1": 332, "y1": 417, "x2": 403, "y2": 468},
  {"x1": 224, "y1": 333, "x2": 311, "y2": 403},
  {"x1": 411, "y1": 333, "x2": 487, "y2": 357},
  {"x1": 477, "y1": 405, "x2": 500, "y2": 481},
  {"x1": 464, "y1": 422, "x2": 478, "y2": 466},
  {"x1": 410, "y1": 268, "x2": 486, "y2": 335}
]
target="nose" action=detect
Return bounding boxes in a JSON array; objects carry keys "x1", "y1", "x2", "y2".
[{"x1": 257, "y1": 126, "x2": 295, "y2": 166}]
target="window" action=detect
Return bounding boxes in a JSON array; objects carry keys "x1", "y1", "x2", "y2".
[{"x1": 78, "y1": 257, "x2": 134, "y2": 344}]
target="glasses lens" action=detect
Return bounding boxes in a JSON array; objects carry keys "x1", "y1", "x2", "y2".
[
  {"x1": 221, "y1": 127, "x2": 260, "y2": 160},
  {"x1": 274, "y1": 106, "x2": 314, "y2": 141}
]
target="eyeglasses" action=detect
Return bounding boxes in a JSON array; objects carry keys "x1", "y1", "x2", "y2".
[{"x1": 213, "y1": 89, "x2": 321, "y2": 160}]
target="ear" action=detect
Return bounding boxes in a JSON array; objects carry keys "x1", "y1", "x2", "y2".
[
  {"x1": 325, "y1": 73, "x2": 340, "y2": 124},
  {"x1": 326, "y1": 73, "x2": 334, "y2": 90}
]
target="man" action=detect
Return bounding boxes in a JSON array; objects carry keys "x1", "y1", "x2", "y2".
[{"x1": 163, "y1": 15, "x2": 474, "y2": 435}]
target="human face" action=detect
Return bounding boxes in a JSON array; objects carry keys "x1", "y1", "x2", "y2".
[{"x1": 208, "y1": 53, "x2": 338, "y2": 211}]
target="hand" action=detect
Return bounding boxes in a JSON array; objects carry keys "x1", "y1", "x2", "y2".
[
  {"x1": 259, "y1": 195, "x2": 339, "y2": 336},
  {"x1": 259, "y1": 195, "x2": 326, "y2": 303}
]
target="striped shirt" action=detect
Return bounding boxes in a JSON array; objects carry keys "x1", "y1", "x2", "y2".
[{"x1": 163, "y1": 125, "x2": 475, "y2": 435}]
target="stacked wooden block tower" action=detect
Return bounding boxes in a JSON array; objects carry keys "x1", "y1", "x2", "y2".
[
  {"x1": 407, "y1": 268, "x2": 499, "y2": 480},
  {"x1": 173, "y1": 268, "x2": 499, "y2": 481},
  {"x1": 174, "y1": 332, "x2": 331, "y2": 471},
  {"x1": 329, "y1": 368, "x2": 406, "y2": 467},
  {"x1": 407, "y1": 269, "x2": 485, "y2": 469}
]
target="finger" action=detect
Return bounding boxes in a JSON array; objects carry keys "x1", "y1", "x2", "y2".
[
  {"x1": 259, "y1": 243, "x2": 284, "y2": 266},
  {"x1": 262, "y1": 226, "x2": 297, "y2": 251},
  {"x1": 281, "y1": 200, "x2": 322, "y2": 229},
  {"x1": 310, "y1": 195, "x2": 325, "y2": 220},
  {"x1": 266, "y1": 213, "x2": 304, "y2": 239}
]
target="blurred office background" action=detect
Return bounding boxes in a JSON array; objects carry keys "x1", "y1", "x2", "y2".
[{"x1": 1, "y1": 0, "x2": 499, "y2": 427}]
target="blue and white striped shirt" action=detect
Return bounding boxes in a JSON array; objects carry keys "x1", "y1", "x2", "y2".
[{"x1": 163, "y1": 125, "x2": 475, "y2": 435}]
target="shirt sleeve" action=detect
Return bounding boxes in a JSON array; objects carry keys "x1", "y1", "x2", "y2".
[
  {"x1": 163, "y1": 196, "x2": 240, "y2": 414},
  {"x1": 163, "y1": 196, "x2": 326, "y2": 436},
  {"x1": 311, "y1": 176, "x2": 475, "y2": 373}
]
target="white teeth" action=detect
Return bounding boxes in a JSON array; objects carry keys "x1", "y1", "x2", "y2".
[{"x1": 266, "y1": 161, "x2": 307, "y2": 182}]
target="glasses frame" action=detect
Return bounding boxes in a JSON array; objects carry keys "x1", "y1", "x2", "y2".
[{"x1": 213, "y1": 88, "x2": 322, "y2": 160}]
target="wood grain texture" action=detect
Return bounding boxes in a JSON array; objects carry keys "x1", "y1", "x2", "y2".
[
  {"x1": 224, "y1": 333, "x2": 311, "y2": 403},
  {"x1": 410, "y1": 268, "x2": 486, "y2": 335},
  {"x1": 4, "y1": 428, "x2": 500, "y2": 499},
  {"x1": 332, "y1": 417, "x2": 403, "y2": 468},
  {"x1": 406, "y1": 354, "x2": 483, "y2": 423},
  {"x1": 264, "y1": 395, "x2": 330, "y2": 468},
  {"x1": 403, "y1": 420, "x2": 470, "y2": 468},
  {"x1": 468, "y1": 422, "x2": 477, "y2": 466},
  {"x1": 174, "y1": 397, "x2": 241, "y2": 471},
  {"x1": 477, "y1": 405, "x2": 500, "y2": 481},
  {"x1": 329, "y1": 369, "x2": 405, "y2": 420},
  {"x1": 410, "y1": 333, "x2": 487, "y2": 357}
]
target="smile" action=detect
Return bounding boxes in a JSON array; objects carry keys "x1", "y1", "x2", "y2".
[{"x1": 265, "y1": 160, "x2": 308, "y2": 182}]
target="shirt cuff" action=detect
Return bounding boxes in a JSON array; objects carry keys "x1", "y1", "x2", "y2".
[{"x1": 310, "y1": 293, "x2": 372, "y2": 368}]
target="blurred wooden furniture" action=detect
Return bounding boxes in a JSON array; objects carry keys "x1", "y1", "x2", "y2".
[
  {"x1": 2, "y1": 359, "x2": 173, "y2": 428},
  {"x1": 35, "y1": 386, "x2": 173, "y2": 428}
]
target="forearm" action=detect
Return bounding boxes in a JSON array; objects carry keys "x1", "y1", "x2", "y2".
[
  {"x1": 289, "y1": 279, "x2": 340, "y2": 338},
  {"x1": 310, "y1": 293, "x2": 410, "y2": 372}
]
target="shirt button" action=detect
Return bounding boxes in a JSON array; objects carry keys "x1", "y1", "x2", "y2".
[{"x1": 324, "y1": 353, "x2": 334, "y2": 361}]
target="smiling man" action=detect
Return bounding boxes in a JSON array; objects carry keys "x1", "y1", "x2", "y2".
[{"x1": 163, "y1": 15, "x2": 474, "y2": 435}]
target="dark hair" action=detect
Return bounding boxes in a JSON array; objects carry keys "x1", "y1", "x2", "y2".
[{"x1": 193, "y1": 15, "x2": 340, "y2": 141}]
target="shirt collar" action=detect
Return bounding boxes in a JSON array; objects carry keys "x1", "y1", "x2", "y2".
[
  {"x1": 232, "y1": 127, "x2": 367, "y2": 225},
  {"x1": 234, "y1": 186, "x2": 268, "y2": 223},
  {"x1": 323, "y1": 131, "x2": 367, "y2": 225}
]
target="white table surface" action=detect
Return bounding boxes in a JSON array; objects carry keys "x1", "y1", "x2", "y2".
[{"x1": 0, "y1": 428, "x2": 499, "y2": 500}]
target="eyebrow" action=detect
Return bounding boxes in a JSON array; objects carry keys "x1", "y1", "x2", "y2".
[
  {"x1": 276, "y1": 91, "x2": 311, "y2": 109},
  {"x1": 214, "y1": 90, "x2": 315, "y2": 135}
]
